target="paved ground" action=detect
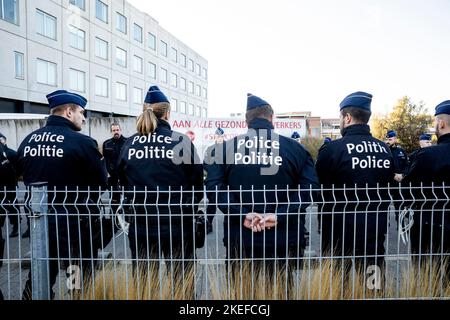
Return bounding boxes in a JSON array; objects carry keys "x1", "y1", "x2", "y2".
[{"x1": 1, "y1": 198, "x2": 413, "y2": 300}]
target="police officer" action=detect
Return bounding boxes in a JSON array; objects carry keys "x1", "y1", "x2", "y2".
[
  {"x1": 0, "y1": 133, "x2": 19, "y2": 300},
  {"x1": 202, "y1": 127, "x2": 226, "y2": 234},
  {"x1": 204, "y1": 93, "x2": 318, "y2": 272},
  {"x1": 17, "y1": 90, "x2": 107, "y2": 299},
  {"x1": 102, "y1": 123, "x2": 127, "y2": 191},
  {"x1": 386, "y1": 130, "x2": 409, "y2": 182},
  {"x1": 117, "y1": 86, "x2": 203, "y2": 273},
  {"x1": 403, "y1": 101, "x2": 450, "y2": 256},
  {"x1": 406, "y1": 133, "x2": 432, "y2": 174},
  {"x1": 316, "y1": 91, "x2": 395, "y2": 269},
  {"x1": 0, "y1": 133, "x2": 20, "y2": 238},
  {"x1": 291, "y1": 131, "x2": 301, "y2": 143}
]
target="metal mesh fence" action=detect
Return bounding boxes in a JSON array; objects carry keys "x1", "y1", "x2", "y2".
[{"x1": 0, "y1": 184, "x2": 449, "y2": 300}]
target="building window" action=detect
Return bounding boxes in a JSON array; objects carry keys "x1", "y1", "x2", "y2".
[
  {"x1": 160, "y1": 68, "x2": 167, "y2": 83},
  {"x1": 116, "y1": 82, "x2": 127, "y2": 101},
  {"x1": 203, "y1": 108, "x2": 207, "y2": 118},
  {"x1": 14, "y1": 51, "x2": 24, "y2": 80},
  {"x1": 170, "y1": 98, "x2": 177, "y2": 112},
  {"x1": 133, "y1": 23, "x2": 142, "y2": 43},
  {"x1": 180, "y1": 53, "x2": 186, "y2": 68},
  {"x1": 185, "y1": 103, "x2": 192, "y2": 116},
  {"x1": 188, "y1": 81, "x2": 194, "y2": 94},
  {"x1": 133, "y1": 87, "x2": 143, "y2": 104},
  {"x1": 202, "y1": 67, "x2": 208, "y2": 79},
  {"x1": 170, "y1": 73, "x2": 177, "y2": 88},
  {"x1": 116, "y1": 47, "x2": 127, "y2": 68},
  {"x1": 69, "y1": 68, "x2": 85, "y2": 93},
  {"x1": 160, "y1": 40, "x2": 167, "y2": 57},
  {"x1": 96, "y1": 0, "x2": 108, "y2": 23},
  {"x1": 36, "y1": 9, "x2": 56, "y2": 40},
  {"x1": 188, "y1": 59, "x2": 194, "y2": 72},
  {"x1": 195, "y1": 84, "x2": 201, "y2": 97},
  {"x1": 202, "y1": 87, "x2": 208, "y2": 99},
  {"x1": 180, "y1": 77, "x2": 186, "y2": 91},
  {"x1": 133, "y1": 55, "x2": 143, "y2": 74},
  {"x1": 95, "y1": 76, "x2": 108, "y2": 97},
  {"x1": 116, "y1": 12, "x2": 126, "y2": 34},
  {"x1": 195, "y1": 106, "x2": 201, "y2": 117},
  {"x1": 187, "y1": 104, "x2": 194, "y2": 116},
  {"x1": 148, "y1": 33, "x2": 156, "y2": 50},
  {"x1": 148, "y1": 62, "x2": 156, "y2": 79},
  {"x1": 36, "y1": 59, "x2": 56, "y2": 86},
  {"x1": 69, "y1": 25, "x2": 85, "y2": 51},
  {"x1": 0, "y1": 0, "x2": 18, "y2": 25},
  {"x1": 69, "y1": 0, "x2": 85, "y2": 11},
  {"x1": 179, "y1": 101, "x2": 187, "y2": 114},
  {"x1": 171, "y1": 47, "x2": 177, "y2": 63},
  {"x1": 95, "y1": 37, "x2": 108, "y2": 60},
  {"x1": 195, "y1": 63, "x2": 201, "y2": 76}
]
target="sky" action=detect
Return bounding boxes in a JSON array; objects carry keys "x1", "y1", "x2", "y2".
[{"x1": 127, "y1": 0, "x2": 450, "y2": 118}]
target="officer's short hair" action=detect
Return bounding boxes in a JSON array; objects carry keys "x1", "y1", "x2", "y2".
[
  {"x1": 110, "y1": 122, "x2": 121, "y2": 130},
  {"x1": 50, "y1": 103, "x2": 79, "y2": 115},
  {"x1": 340, "y1": 107, "x2": 371, "y2": 124},
  {"x1": 245, "y1": 105, "x2": 274, "y2": 124},
  {"x1": 436, "y1": 114, "x2": 450, "y2": 126}
]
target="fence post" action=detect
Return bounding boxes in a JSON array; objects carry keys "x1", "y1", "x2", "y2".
[{"x1": 29, "y1": 182, "x2": 50, "y2": 300}]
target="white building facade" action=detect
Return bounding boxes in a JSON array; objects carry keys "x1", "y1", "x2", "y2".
[{"x1": 0, "y1": 0, "x2": 208, "y2": 117}]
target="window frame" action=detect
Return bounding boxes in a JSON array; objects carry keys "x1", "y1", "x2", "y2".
[
  {"x1": 133, "y1": 23, "x2": 143, "y2": 43},
  {"x1": 68, "y1": 24, "x2": 85, "y2": 51},
  {"x1": 115, "y1": 46, "x2": 127, "y2": 68},
  {"x1": 14, "y1": 51, "x2": 24, "y2": 80},
  {"x1": 94, "y1": 37, "x2": 108, "y2": 60},
  {"x1": 95, "y1": 0, "x2": 108, "y2": 23},
  {"x1": 36, "y1": 58, "x2": 57, "y2": 86},
  {"x1": 95, "y1": 75, "x2": 108, "y2": 97},
  {"x1": 69, "y1": 68, "x2": 86, "y2": 93},
  {"x1": 36, "y1": 9, "x2": 57, "y2": 40},
  {"x1": 0, "y1": 0, "x2": 19, "y2": 25},
  {"x1": 116, "y1": 82, "x2": 127, "y2": 101},
  {"x1": 116, "y1": 12, "x2": 127, "y2": 34},
  {"x1": 69, "y1": 0, "x2": 85, "y2": 11}
]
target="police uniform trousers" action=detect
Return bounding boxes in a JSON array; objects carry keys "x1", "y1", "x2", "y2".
[
  {"x1": 128, "y1": 215, "x2": 196, "y2": 275},
  {"x1": 224, "y1": 219, "x2": 306, "y2": 274},
  {"x1": 320, "y1": 203, "x2": 388, "y2": 269},
  {"x1": 22, "y1": 209, "x2": 98, "y2": 300}
]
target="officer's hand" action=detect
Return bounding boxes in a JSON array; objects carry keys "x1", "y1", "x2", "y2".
[
  {"x1": 259, "y1": 214, "x2": 278, "y2": 230},
  {"x1": 394, "y1": 174, "x2": 404, "y2": 182},
  {"x1": 243, "y1": 213, "x2": 264, "y2": 232}
]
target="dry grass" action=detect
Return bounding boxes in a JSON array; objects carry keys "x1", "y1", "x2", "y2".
[
  {"x1": 79, "y1": 262, "x2": 196, "y2": 300},
  {"x1": 76, "y1": 257, "x2": 450, "y2": 300}
]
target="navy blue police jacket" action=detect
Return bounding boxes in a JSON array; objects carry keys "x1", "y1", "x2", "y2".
[
  {"x1": 405, "y1": 148, "x2": 420, "y2": 175},
  {"x1": 102, "y1": 135, "x2": 127, "y2": 178},
  {"x1": 16, "y1": 115, "x2": 107, "y2": 224},
  {"x1": 315, "y1": 124, "x2": 395, "y2": 254},
  {"x1": 390, "y1": 145, "x2": 409, "y2": 175},
  {"x1": 403, "y1": 133, "x2": 450, "y2": 229},
  {"x1": 117, "y1": 119, "x2": 203, "y2": 233},
  {"x1": 0, "y1": 144, "x2": 18, "y2": 188},
  {"x1": 204, "y1": 118, "x2": 319, "y2": 250}
]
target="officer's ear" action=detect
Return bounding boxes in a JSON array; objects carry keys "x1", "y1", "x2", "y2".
[{"x1": 342, "y1": 112, "x2": 352, "y2": 125}]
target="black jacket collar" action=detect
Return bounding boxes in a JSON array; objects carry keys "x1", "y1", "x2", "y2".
[
  {"x1": 438, "y1": 133, "x2": 450, "y2": 145},
  {"x1": 341, "y1": 124, "x2": 371, "y2": 137},
  {"x1": 158, "y1": 118, "x2": 171, "y2": 131},
  {"x1": 248, "y1": 118, "x2": 274, "y2": 130},
  {"x1": 46, "y1": 115, "x2": 80, "y2": 132}
]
